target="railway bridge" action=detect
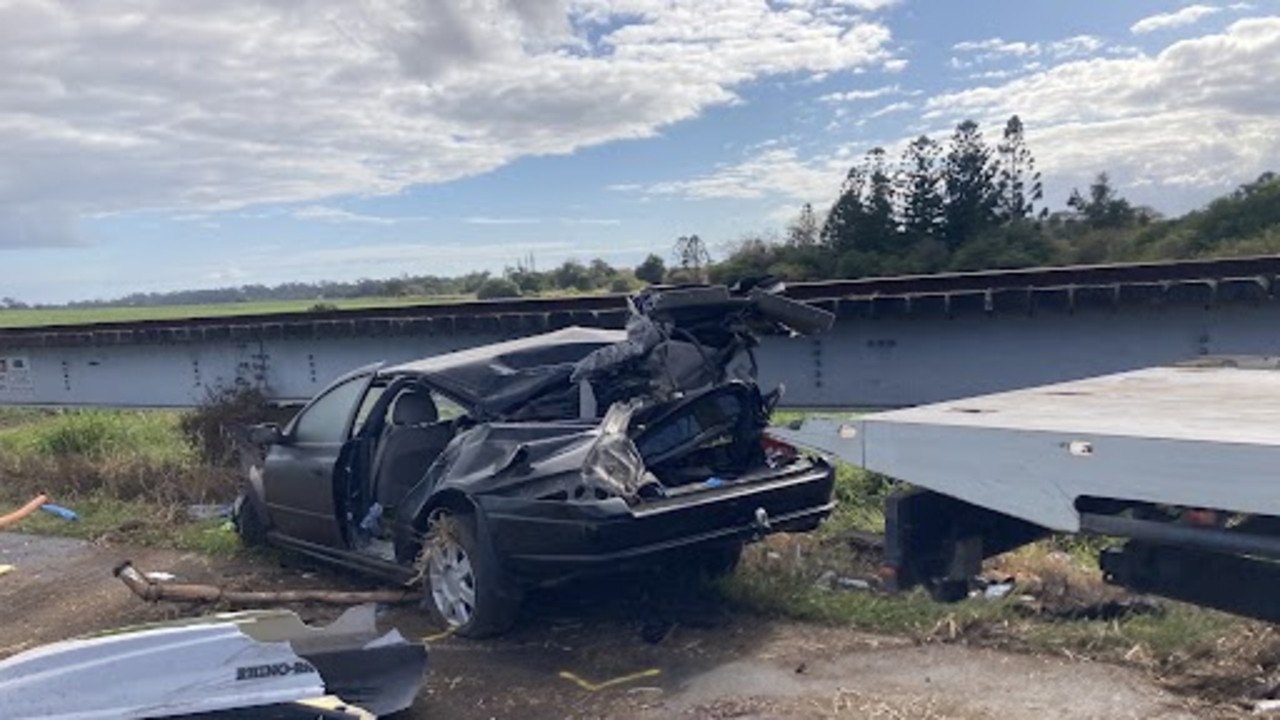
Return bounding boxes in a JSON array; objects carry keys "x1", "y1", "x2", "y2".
[{"x1": 3, "y1": 255, "x2": 1280, "y2": 408}]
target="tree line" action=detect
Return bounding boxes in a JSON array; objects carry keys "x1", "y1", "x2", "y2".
[
  {"x1": 706, "y1": 116, "x2": 1279, "y2": 286},
  {"x1": 2, "y1": 258, "x2": 644, "y2": 310},
  {"x1": 5, "y1": 114, "x2": 1278, "y2": 311}
]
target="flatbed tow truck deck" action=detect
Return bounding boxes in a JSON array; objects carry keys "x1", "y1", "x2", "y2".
[{"x1": 774, "y1": 356, "x2": 1280, "y2": 622}]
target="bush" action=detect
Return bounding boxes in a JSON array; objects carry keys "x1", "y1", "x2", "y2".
[
  {"x1": 475, "y1": 278, "x2": 522, "y2": 300},
  {"x1": 180, "y1": 385, "x2": 295, "y2": 467},
  {"x1": 0, "y1": 409, "x2": 235, "y2": 504}
]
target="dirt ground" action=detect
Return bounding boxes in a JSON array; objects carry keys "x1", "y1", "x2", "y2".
[{"x1": 0, "y1": 532, "x2": 1235, "y2": 719}]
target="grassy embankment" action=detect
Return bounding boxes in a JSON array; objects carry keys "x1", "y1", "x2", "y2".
[
  {"x1": 0, "y1": 407, "x2": 240, "y2": 554},
  {"x1": 0, "y1": 405, "x2": 1269, "y2": 699},
  {"x1": 0, "y1": 294, "x2": 472, "y2": 329}
]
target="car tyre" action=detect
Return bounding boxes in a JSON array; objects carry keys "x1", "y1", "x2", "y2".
[
  {"x1": 684, "y1": 540, "x2": 744, "y2": 579},
  {"x1": 420, "y1": 507, "x2": 521, "y2": 638},
  {"x1": 233, "y1": 493, "x2": 268, "y2": 548}
]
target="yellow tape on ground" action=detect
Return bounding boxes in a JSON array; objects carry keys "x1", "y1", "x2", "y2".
[
  {"x1": 422, "y1": 626, "x2": 457, "y2": 643},
  {"x1": 558, "y1": 668, "x2": 661, "y2": 692},
  {"x1": 0, "y1": 565, "x2": 14, "y2": 577},
  {"x1": 297, "y1": 696, "x2": 375, "y2": 719}
]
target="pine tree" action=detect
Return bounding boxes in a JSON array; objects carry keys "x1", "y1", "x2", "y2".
[
  {"x1": 995, "y1": 115, "x2": 1043, "y2": 222},
  {"x1": 942, "y1": 119, "x2": 998, "y2": 251},
  {"x1": 786, "y1": 203, "x2": 820, "y2": 247},
  {"x1": 862, "y1": 147, "x2": 898, "y2": 255},
  {"x1": 1067, "y1": 172, "x2": 1136, "y2": 229},
  {"x1": 899, "y1": 135, "x2": 945, "y2": 242},
  {"x1": 821, "y1": 164, "x2": 868, "y2": 254}
]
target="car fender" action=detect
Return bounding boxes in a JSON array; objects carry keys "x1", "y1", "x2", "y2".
[
  {"x1": 395, "y1": 487, "x2": 496, "y2": 563},
  {"x1": 236, "y1": 463, "x2": 272, "y2": 529}
]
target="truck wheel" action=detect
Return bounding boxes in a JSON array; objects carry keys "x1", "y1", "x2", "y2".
[
  {"x1": 420, "y1": 507, "x2": 521, "y2": 638},
  {"x1": 927, "y1": 578, "x2": 971, "y2": 603},
  {"x1": 233, "y1": 493, "x2": 268, "y2": 548}
]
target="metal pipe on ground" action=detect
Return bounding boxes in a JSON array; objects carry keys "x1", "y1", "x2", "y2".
[
  {"x1": 1080, "y1": 513, "x2": 1280, "y2": 560},
  {"x1": 113, "y1": 561, "x2": 421, "y2": 606}
]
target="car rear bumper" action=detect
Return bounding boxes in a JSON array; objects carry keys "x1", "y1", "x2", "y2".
[{"x1": 475, "y1": 460, "x2": 836, "y2": 581}]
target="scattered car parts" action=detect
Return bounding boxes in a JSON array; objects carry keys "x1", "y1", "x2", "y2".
[
  {"x1": 114, "y1": 560, "x2": 420, "y2": 607},
  {"x1": 0, "y1": 494, "x2": 48, "y2": 529},
  {"x1": 0, "y1": 603, "x2": 427, "y2": 719}
]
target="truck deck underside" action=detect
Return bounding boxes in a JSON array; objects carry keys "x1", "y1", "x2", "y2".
[
  {"x1": 782, "y1": 357, "x2": 1280, "y2": 533},
  {"x1": 772, "y1": 357, "x2": 1280, "y2": 620}
]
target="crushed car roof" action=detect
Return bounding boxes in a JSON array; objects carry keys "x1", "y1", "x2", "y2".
[{"x1": 382, "y1": 326, "x2": 626, "y2": 412}]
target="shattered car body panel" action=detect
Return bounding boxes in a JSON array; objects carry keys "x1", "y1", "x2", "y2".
[
  {"x1": 236, "y1": 282, "x2": 838, "y2": 635},
  {"x1": 0, "y1": 605, "x2": 427, "y2": 719}
]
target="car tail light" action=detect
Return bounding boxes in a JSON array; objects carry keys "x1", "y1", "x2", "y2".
[{"x1": 761, "y1": 433, "x2": 798, "y2": 464}]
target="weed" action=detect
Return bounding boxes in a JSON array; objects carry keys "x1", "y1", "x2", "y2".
[
  {"x1": 12, "y1": 493, "x2": 243, "y2": 556},
  {"x1": 0, "y1": 409, "x2": 233, "y2": 504},
  {"x1": 725, "y1": 524, "x2": 1273, "y2": 709},
  {"x1": 180, "y1": 385, "x2": 295, "y2": 467}
]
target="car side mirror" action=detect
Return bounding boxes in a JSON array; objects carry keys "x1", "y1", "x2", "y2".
[{"x1": 248, "y1": 422, "x2": 285, "y2": 446}]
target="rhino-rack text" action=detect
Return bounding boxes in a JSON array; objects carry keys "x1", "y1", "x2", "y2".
[{"x1": 235, "y1": 660, "x2": 317, "y2": 681}]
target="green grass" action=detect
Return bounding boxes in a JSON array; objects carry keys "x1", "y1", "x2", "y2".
[
  {"x1": 723, "y1": 548, "x2": 1252, "y2": 669},
  {"x1": 0, "y1": 294, "x2": 472, "y2": 328},
  {"x1": 0, "y1": 407, "x2": 46, "y2": 430},
  {"x1": 12, "y1": 494, "x2": 242, "y2": 556},
  {"x1": 0, "y1": 402, "x2": 1262, "y2": 679},
  {"x1": 0, "y1": 409, "x2": 195, "y2": 464},
  {"x1": 721, "y1": 441, "x2": 1260, "y2": 674},
  {"x1": 0, "y1": 409, "x2": 242, "y2": 555},
  {"x1": 0, "y1": 408, "x2": 234, "y2": 507},
  {"x1": 0, "y1": 406, "x2": 258, "y2": 556}
]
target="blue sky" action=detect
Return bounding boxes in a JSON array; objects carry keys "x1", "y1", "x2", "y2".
[{"x1": 2, "y1": 0, "x2": 1278, "y2": 303}]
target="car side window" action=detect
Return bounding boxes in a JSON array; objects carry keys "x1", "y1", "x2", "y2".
[
  {"x1": 435, "y1": 393, "x2": 466, "y2": 421},
  {"x1": 292, "y1": 376, "x2": 369, "y2": 444},
  {"x1": 351, "y1": 383, "x2": 388, "y2": 437}
]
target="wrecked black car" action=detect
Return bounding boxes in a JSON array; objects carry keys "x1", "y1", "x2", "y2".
[{"x1": 234, "y1": 283, "x2": 837, "y2": 636}]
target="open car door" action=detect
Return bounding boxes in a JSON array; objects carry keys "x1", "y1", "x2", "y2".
[{"x1": 262, "y1": 364, "x2": 380, "y2": 547}]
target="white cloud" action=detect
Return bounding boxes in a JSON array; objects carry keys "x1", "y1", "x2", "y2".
[
  {"x1": 953, "y1": 38, "x2": 1040, "y2": 56},
  {"x1": 951, "y1": 34, "x2": 1108, "y2": 67},
  {"x1": 0, "y1": 0, "x2": 896, "y2": 247},
  {"x1": 772, "y1": 0, "x2": 902, "y2": 12},
  {"x1": 644, "y1": 148, "x2": 847, "y2": 202},
  {"x1": 1048, "y1": 35, "x2": 1105, "y2": 59},
  {"x1": 291, "y1": 205, "x2": 420, "y2": 225},
  {"x1": 967, "y1": 64, "x2": 1042, "y2": 81},
  {"x1": 1131, "y1": 5, "x2": 1221, "y2": 34},
  {"x1": 463, "y1": 216, "x2": 542, "y2": 225},
  {"x1": 866, "y1": 100, "x2": 914, "y2": 118},
  {"x1": 633, "y1": 18, "x2": 1280, "y2": 215},
  {"x1": 819, "y1": 84, "x2": 903, "y2": 103},
  {"x1": 560, "y1": 217, "x2": 622, "y2": 225},
  {"x1": 928, "y1": 18, "x2": 1280, "y2": 205}
]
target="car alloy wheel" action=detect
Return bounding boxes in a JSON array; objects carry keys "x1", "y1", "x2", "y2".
[{"x1": 424, "y1": 510, "x2": 478, "y2": 628}]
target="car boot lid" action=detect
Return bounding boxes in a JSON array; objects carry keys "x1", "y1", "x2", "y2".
[{"x1": 0, "y1": 604, "x2": 426, "y2": 719}]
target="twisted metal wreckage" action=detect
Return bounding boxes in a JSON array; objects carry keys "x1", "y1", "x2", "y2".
[{"x1": 0, "y1": 281, "x2": 835, "y2": 718}]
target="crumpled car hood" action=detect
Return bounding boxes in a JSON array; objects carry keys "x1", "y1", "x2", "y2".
[{"x1": 383, "y1": 327, "x2": 625, "y2": 419}]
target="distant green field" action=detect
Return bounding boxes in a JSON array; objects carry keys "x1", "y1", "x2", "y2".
[{"x1": 0, "y1": 295, "x2": 474, "y2": 329}]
